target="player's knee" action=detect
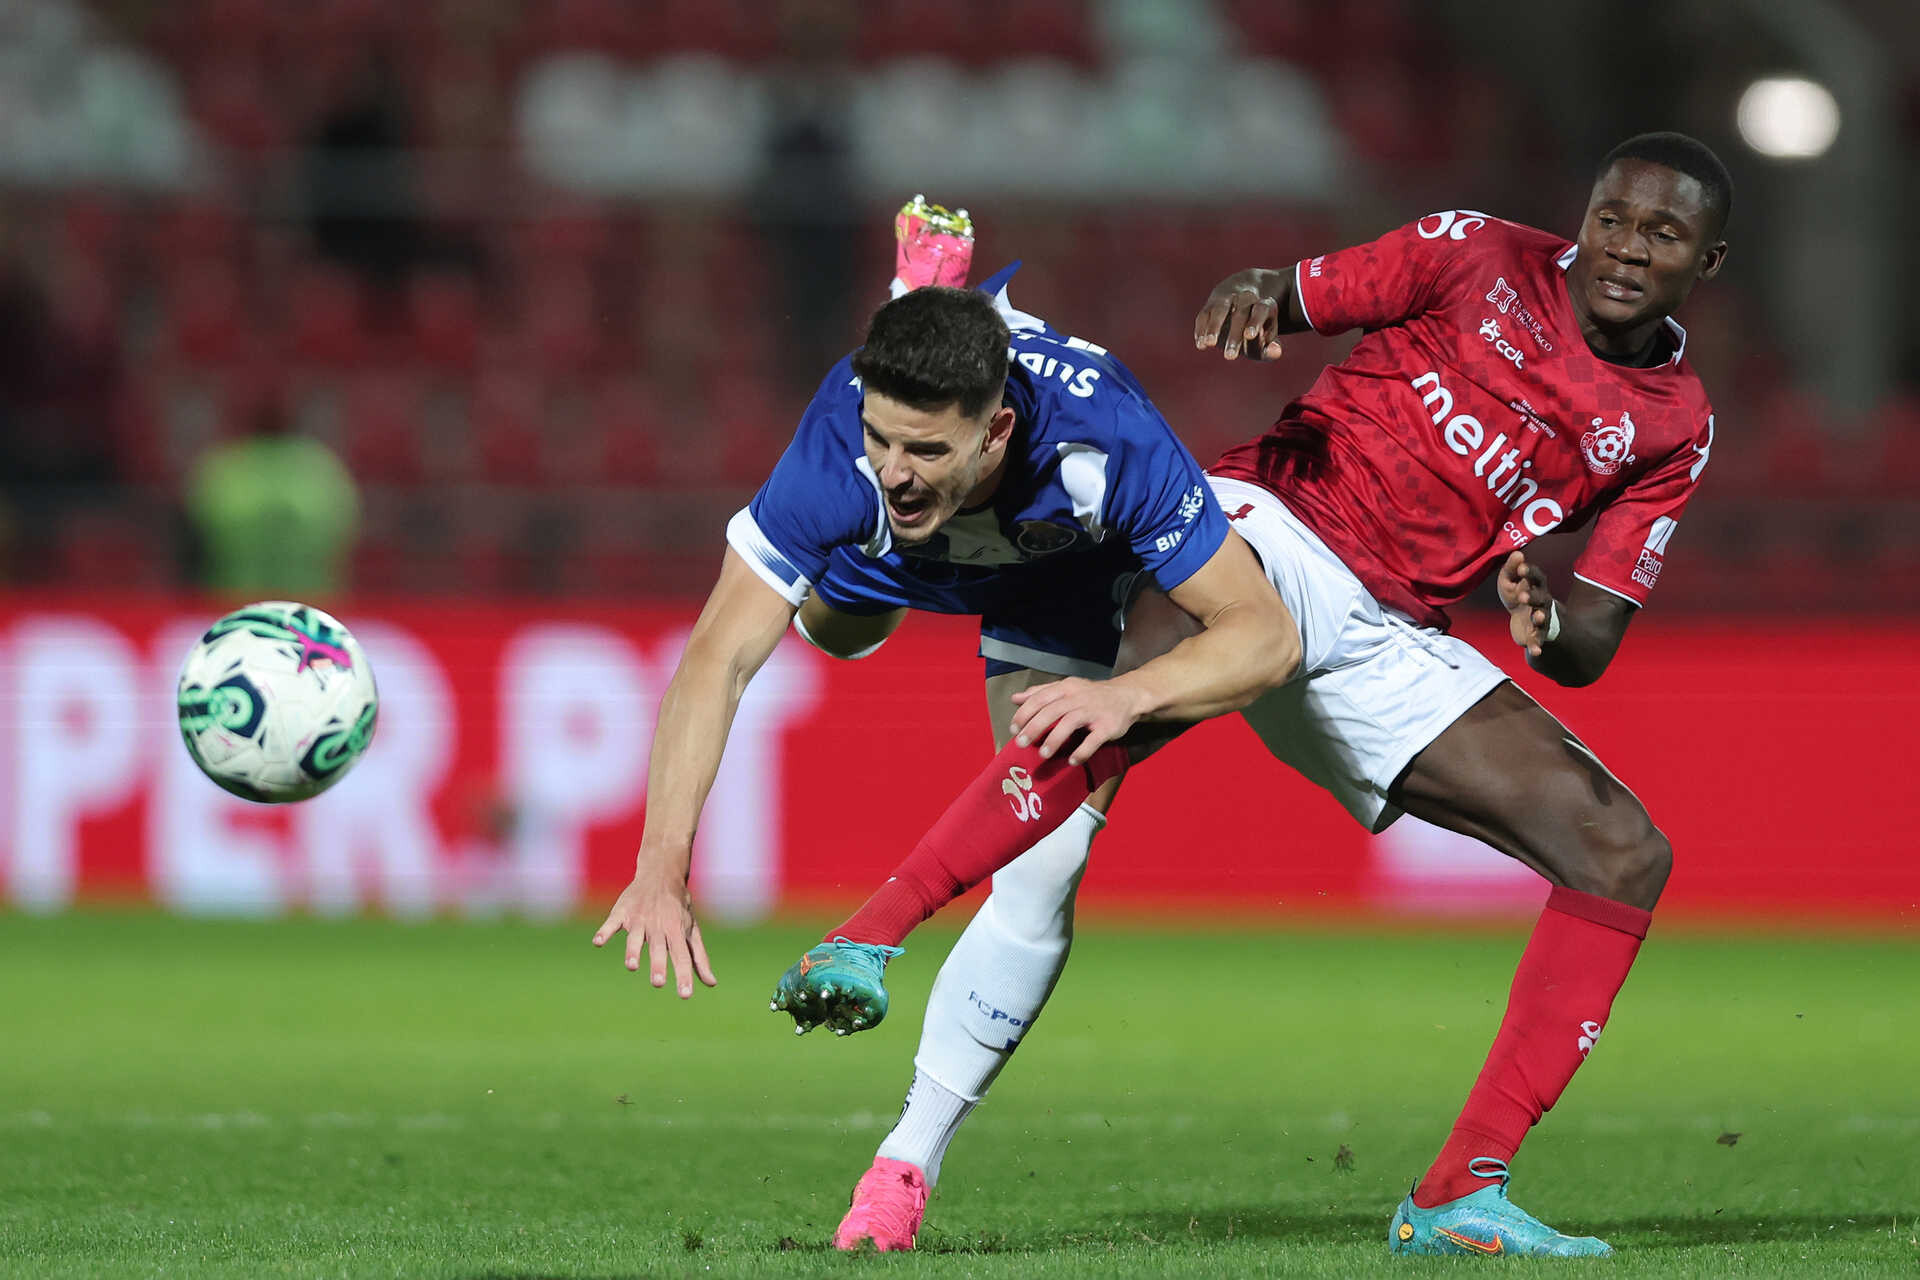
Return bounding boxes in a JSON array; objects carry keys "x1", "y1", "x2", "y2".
[{"x1": 1572, "y1": 813, "x2": 1671, "y2": 909}]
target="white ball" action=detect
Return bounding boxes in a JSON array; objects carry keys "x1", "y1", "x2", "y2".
[{"x1": 176, "y1": 601, "x2": 379, "y2": 803}]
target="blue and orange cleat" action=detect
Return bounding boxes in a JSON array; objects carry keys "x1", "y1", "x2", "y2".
[
  {"x1": 833, "y1": 1157, "x2": 929, "y2": 1251},
  {"x1": 771, "y1": 938, "x2": 903, "y2": 1036},
  {"x1": 1388, "y1": 1159, "x2": 1613, "y2": 1258},
  {"x1": 892, "y1": 194, "x2": 974, "y2": 293}
]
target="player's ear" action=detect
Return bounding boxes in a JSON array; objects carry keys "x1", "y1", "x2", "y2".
[
  {"x1": 982, "y1": 405, "x2": 1017, "y2": 455},
  {"x1": 1698, "y1": 240, "x2": 1727, "y2": 281}
]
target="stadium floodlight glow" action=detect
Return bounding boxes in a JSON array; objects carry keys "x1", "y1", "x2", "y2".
[{"x1": 1735, "y1": 76, "x2": 1840, "y2": 160}]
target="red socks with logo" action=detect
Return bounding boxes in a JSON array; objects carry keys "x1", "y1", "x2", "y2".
[
  {"x1": 1412, "y1": 885, "x2": 1652, "y2": 1208},
  {"x1": 827, "y1": 739, "x2": 1130, "y2": 947}
]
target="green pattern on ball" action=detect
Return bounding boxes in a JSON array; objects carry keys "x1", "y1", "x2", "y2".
[
  {"x1": 202, "y1": 603, "x2": 348, "y2": 653},
  {"x1": 301, "y1": 700, "x2": 378, "y2": 779},
  {"x1": 177, "y1": 678, "x2": 262, "y2": 737}
]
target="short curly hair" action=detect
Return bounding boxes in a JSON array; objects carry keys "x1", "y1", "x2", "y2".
[
  {"x1": 851, "y1": 287, "x2": 1009, "y2": 419},
  {"x1": 1598, "y1": 132, "x2": 1733, "y2": 238}
]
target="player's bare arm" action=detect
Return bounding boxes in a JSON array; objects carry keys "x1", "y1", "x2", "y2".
[
  {"x1": 1193, "y1": 268, "x2": 1312, "y2": 361},
  {"x1": 1009, "y1": 532, "x2": 1298, "y2": 763},
  {"x1": 1497, "y1": 550, "x2": 1635, "y2": 687},
  {"x1": 591, "y1": 548, "x2": 797, "y2": 996}
]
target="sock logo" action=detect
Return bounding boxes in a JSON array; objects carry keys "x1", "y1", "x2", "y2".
[
  {"x1": 1577, "y1": 1019, "x2": 1604, "y2": 1058},
  {"x1": 1001, "y1": 765, "x2": 1042, "y2": 822}
]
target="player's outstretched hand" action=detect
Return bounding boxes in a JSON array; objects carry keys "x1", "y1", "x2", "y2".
[
  {"x1": 591, "y1": 874, "x2": 717, "y2": 999},
  {"x1": 1194, "y1": 281, "x2": 1286, "y2": 362},
  {"x1": 1498, "y1": 550, "x2": 1555, "y2": 657},
  {"x1": 1009, "y1": 677, "x2": 1149, "y2": 765}
]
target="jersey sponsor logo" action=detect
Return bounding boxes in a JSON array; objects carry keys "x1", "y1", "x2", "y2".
[
  {"x1": 1002, "y1": 765, "x2": 1042, "y2": 821},
  {"x1": 1579, "y1": 410, "x2": 1638, "y2": 476},
  {"x1": 1415, "y1": 209, "x2": 1490, "y2": 241},
  {"x1": 1483, "y1": 276, "x2": 1555, "y2": 353},
  {"x1": 1410, "y1": 371, "x2": 1565, "y2": 539},
  {"x1": 1577, "y1": 1019, "x2": 1604, "y2": 1058},
  {"x1": 1307, "y1": 254, "x2": 1327, "y2": 278},
  {"x1": 1178, "y1": 484, "x2": 1207, "y2": 523},
  {"x1": 1478, "y1": 316, "x2": 1525, "y2": 368},
  {"x1": 1632, "y1": 550, "x2": 1662, "y2": 590}
]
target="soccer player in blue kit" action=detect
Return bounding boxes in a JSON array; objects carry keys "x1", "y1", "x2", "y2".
[{"x1": 592, "y1": 202, "x2": 1301, "y2": 1237}]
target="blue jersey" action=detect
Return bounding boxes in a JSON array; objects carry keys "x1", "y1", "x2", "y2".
[{"x1": 726, "y1": 270, "x2": 1229, "y2": 677}]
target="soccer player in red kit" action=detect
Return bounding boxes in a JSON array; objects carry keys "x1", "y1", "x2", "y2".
[{"x1": 779, "y1": 132, "x2": 1730, "y2": 1257}]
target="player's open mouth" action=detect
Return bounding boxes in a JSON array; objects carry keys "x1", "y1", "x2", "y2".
[
  {"x1": 887, "y1": 494, "x2": 932, "y2": 524},
  {"x1": 1596, "y1": 275, "x2": 1644, "y2": 301}
]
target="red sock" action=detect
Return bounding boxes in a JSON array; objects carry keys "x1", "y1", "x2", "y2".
[
  {"x1": 1411, "y1": 885, "x2": 1651, "y2": 1208},
  {"x1": 828, "y1": 739, "x2": 1129, "y2": 946}
]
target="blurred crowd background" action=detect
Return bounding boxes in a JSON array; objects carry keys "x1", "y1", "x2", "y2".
[{"x1": 2, "y1": 0, "x2": 1915, "y2": 610}]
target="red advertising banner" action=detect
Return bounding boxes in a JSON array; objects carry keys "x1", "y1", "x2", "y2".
[{"x1": 2, "y1": 596, "x2": 1916, "y2": 923}]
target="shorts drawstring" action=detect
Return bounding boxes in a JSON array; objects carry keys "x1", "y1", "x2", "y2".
[{"x1": 1383, "y1": 611, "x2": 1461, "y2": 670}]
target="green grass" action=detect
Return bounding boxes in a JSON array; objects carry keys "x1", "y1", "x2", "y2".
[{"x1": 2, "y1": 913, "x2": 1916, "y2": 1278}]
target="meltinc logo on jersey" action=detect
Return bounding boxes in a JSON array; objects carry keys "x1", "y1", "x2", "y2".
[{"x1": 1410, "y1": 370, "x2": 1565, "y2": 538}]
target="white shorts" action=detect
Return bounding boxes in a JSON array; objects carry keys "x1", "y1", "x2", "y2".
[{"x1": 1206, "y1": 475, "x2": 1509, "y2": 833}]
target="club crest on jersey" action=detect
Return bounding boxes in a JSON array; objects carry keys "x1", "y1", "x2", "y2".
[{"x1": 1579, "y1": 410, "x2": 1637, "y2": 476}]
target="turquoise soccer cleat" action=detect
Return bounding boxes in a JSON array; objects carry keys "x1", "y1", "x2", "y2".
[
  {"x1": 770, "y1": 938, "x2": 904, "y2": 1037},
  {"x1": 1388, "y1": 1159, "x2": 1613, "y2": 1258}
]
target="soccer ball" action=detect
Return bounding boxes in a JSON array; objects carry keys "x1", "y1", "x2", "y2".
[{"x1": 176, "y1": 601, "x2": 378, "y2": 803}]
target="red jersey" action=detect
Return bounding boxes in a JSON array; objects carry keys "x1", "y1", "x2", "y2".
[{"x1": 1211, "y1": 211, "x2": 1715, "y2": 629}]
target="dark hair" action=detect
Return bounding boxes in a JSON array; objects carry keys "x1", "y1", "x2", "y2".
[
  {"x1": 1598, "y1": 131, "x2": 1733, "y2": 238},
  {"x1": 851, "y1": 287, "x2": 1010, "y2": 419}
]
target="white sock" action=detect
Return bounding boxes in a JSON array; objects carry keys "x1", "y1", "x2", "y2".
[{"x1": 873, "y1": 802, "x2": 1103, "y2": 1184}]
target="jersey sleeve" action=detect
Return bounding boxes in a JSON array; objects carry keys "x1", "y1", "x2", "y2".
[
  {"x1": 1100, "y1": 398, "x2": 1231, "y2": 592},
  {"x1": 1294, "y1": 212, "x2": 1488, "y2": 335},
  {"x1": 1572, "y1": 413, "x2": 1715, "y2": 607},
  {"x1": 725, "y1": 395, "x2": 881, "y2": 607}
]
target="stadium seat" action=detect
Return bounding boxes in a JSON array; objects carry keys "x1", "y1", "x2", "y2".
[
  {"x1": 53, "y1": 508, "x2": 173, "y2": 589},
  {"x1": 518, "y1": 266, "x2": 602, "y2": 374},
  {"x1": 405, "y1": 271, "x2": 483, "y2": 371},
  {"x1": 592, "y1": 376, "x2": 664, "y2": 486},
  {"x1": 161, "y1": 259, "x2": 250, "y2": 366},
  {"x1": 284, "y1": 264, "x2": 369, "y2": 369},
  {"x1": 340, "y1": 372, "x2": 427, "y2": 484},
  {"x1": 471, "y1": 372, "x2": 546, "y2": 486}
]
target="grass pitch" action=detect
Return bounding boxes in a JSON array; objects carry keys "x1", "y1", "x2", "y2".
[{"x1": 3, "y1": 912, "x2": 1916, "y2": 1278}]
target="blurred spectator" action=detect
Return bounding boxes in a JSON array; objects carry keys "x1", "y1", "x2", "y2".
[
  {"x1": 0, "y1": 201, "x2": 123, "y2": 583},
  {"x1": 300, "y1": 51, "x2": 426, "y2": 289},
  {"x1": 184, "y1": 404, "x2": 360, "y2": 597},
  {"x1": 751, "y1": 0, "x2": 861, "y2": 397},
  {"x1": 0, "y1": 0, "x2": 199, "y2": 189}
]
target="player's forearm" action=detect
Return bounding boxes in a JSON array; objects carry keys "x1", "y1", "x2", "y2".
[
  {"x1": 632, "y1": 643, "x2": 751, "y2": 882},
  {"x1": 1525, "y1": 600, "x2": 1624, "y2": 688},
  {"x1": 1110, "y1": 599, "x2": 1300, "y2": 723}
]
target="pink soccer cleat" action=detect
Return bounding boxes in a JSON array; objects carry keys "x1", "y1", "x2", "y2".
[
  {"x1": 832, "y1": 1156, "x2": 929, "y2": 1252},
  {"x1": 893, "y1": 195, "x2": 974, "y2": 292}
]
